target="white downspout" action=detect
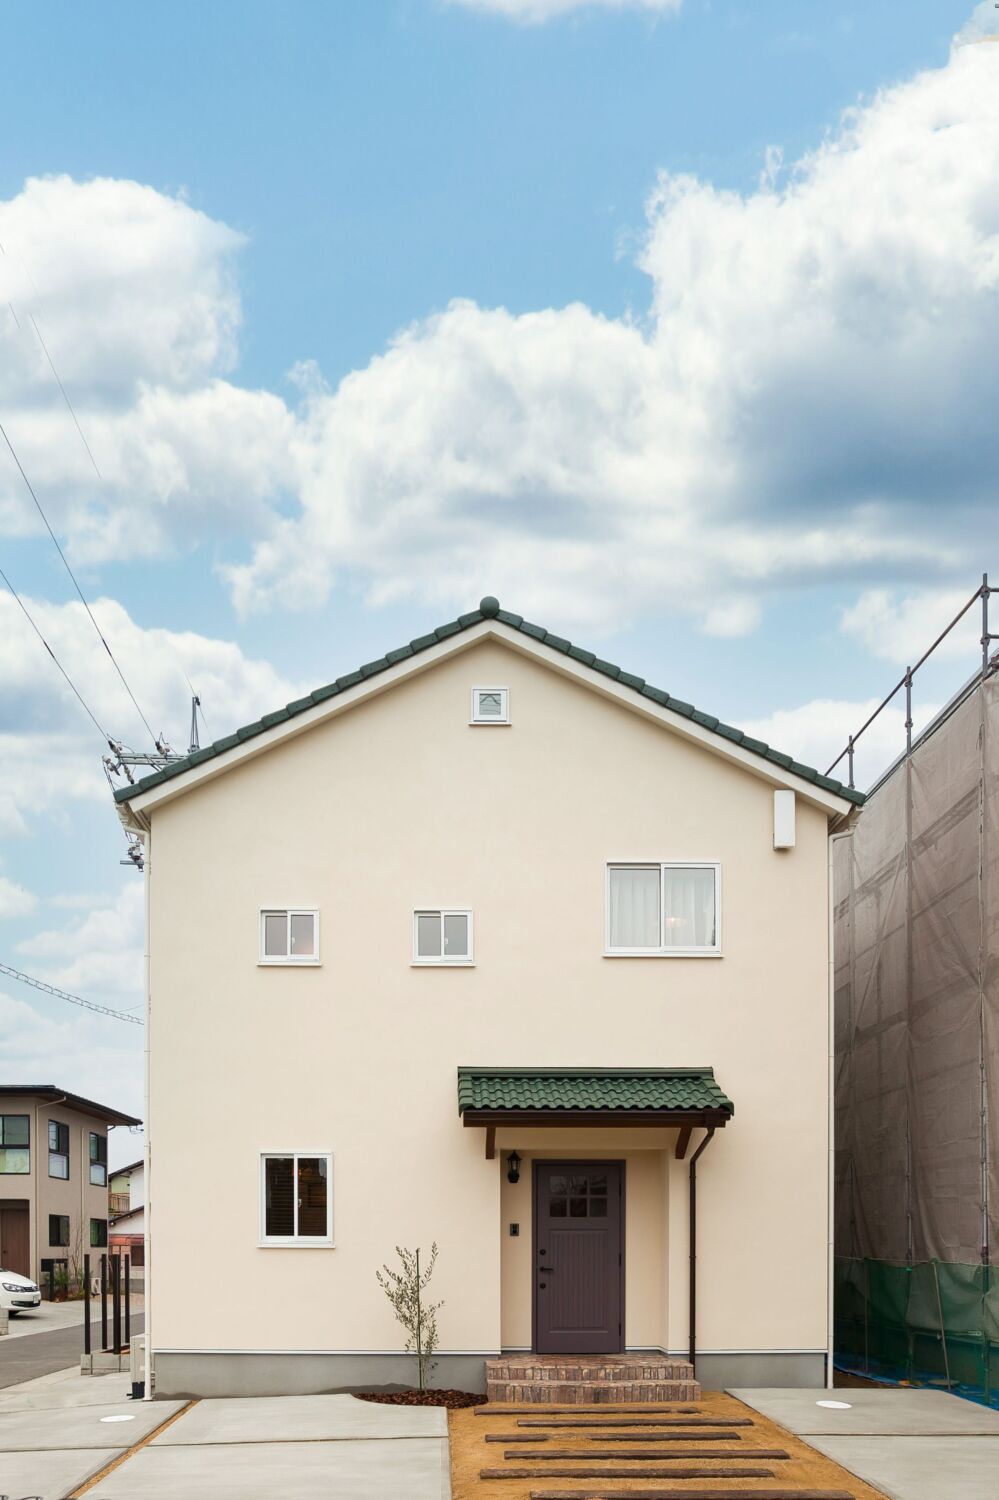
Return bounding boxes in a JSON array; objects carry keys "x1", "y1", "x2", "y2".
[
  {"x1": 142, "y1": 824, "x2": 152, "y2": 1400},
  {"x1": 827, "y1": 828, "x2": 852, "y2": 1389}
]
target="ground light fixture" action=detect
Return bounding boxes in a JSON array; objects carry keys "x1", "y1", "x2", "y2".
[
  {"x1": 506, "y1": 1150, "x2": 521, "y2": 1184},
  {"x1": 816, "y1": 1400, "x2": 852, "y2": 1408}
]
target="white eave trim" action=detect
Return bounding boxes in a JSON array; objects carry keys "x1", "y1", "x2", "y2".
[{"x1": 121, "y1": 620, "x2": 855, "y2": 819}]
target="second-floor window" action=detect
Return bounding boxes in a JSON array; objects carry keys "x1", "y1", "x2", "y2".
[
  {"x1": 260, "y1": 909, "x2": 319, "y2": 964},
  {"x1": 49, "y1": 1214, "x2": 70, "y2": 1246},
  {"x1": 606, "y1": 863, "x2": 721, "y2": 956},
  {"x1": 90, "y1": 1132, "x2": 107, "y2": 1187},
  {"x1": 90, "y1": 1218, "x2": 108, "y2": 1248},
  {"x1": 0, "y1": 1115, "x2": 29, "y2": 1174},
  {"x1": 49, "y1": 1120, "x2": 70, "y2": 1179},
  {"x1": 413, "y1": 909, "x2": 473, "y2": 964}
]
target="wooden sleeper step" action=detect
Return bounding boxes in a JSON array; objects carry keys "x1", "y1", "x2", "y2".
[
  {"x1": 517, "y1": 1416, "x2": 753, "y2": 1428},
  {"x1": 504, "y1": 1448, "x2": 791, "y2": 1461},
  {"x1": 475, "y1": 1406, "x2": 699, "y2": 1416},
  {"x1": 527, "y1": 1491, "x2": 856, "y2": 1500},
  {"x1": 482, "y1": 1467, "x2": 775, "y2": 1481}
]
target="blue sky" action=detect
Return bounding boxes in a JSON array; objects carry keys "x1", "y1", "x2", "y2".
[{"x1": 0, "y1": 0, "x2": 996, "y2": 1155}]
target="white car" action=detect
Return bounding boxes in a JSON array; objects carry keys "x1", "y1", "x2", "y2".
[{"x1": 0, "y1": 1270, "x2": 41, "y2": 1312}]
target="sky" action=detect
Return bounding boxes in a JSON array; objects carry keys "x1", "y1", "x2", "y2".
[{"x1": 0, "y1": 0, "x2": 997, "y2": 1161}]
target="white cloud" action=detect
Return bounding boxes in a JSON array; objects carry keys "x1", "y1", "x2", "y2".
[
  {"x1": 0, "y1": 875, "x2": 37, "y2": 919},
  {"x1": 448, "y1": 0, "x2": 679, "y2": 22},
  {"x1": 17, "y1": 883, "x2": 144, "y2": 1002},
  {"x1": 955, "y1": 2, "x2": 999, "y2": 45},
  {"x1": 840, "y1": 587, "x2": 983, "y2": 666},
  {"x1": 0, "y1": 590, "x2": 305, "y2": 835},
  {"x1": 2, "y1": 29, "x2": 998, "y2": 638}
]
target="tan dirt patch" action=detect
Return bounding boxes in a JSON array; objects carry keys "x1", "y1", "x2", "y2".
[{"x1": 448, "y1": 1391, "x2": 887, "y2": 1500}]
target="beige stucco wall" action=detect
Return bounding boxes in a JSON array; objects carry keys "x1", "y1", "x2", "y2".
[
  {"x1": 145, "y1": 635, "x2": 832, "y2": 1360},
  {"x1": 0, "y1": 1094, "x2": 113, "y2": 1282}
]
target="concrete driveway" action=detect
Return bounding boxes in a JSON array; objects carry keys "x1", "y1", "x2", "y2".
[
  {"x1": 0, "y1": 1367, "x2": 450, "y2": 1499},
  {"x1": 731, "y1": 1386, "x2": 999, "y2": 1500}
]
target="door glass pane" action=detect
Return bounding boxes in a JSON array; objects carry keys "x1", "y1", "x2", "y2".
[
  {"x1": 589, "y1": 1174, "x2": 607, "y2": 1193},
  {"x1": 443, "y1": 913, "x2": 468, "y2": 957},
  {"x1": 264, "y1": 1157, "x2": 294, "y2": 1237},
  {"x1": 549, "y1": 1197, "x2": 567, "y2": 1216},
  {"x1": 417, "y1": 912, "x2": 442, "y2": 957},
  {"x1": 663, "y1": 866, "x2": 716, "y2": 948},
  {"x1": 590, "y1": 1197, "x2": 608, "y2": 1217},
  {"x1": 548, "y1": 1175, "x2": 567, "y2": 1194},
  {"x1": 569, "y1": 1175, "x2": 588, "y2": 1194},
  {"x1": 290, "y1": 913, "x2": 315, "y2": 957},
  {"x1": 608, "y1": 866, "x2": 661, "y2": 948},
  {"x1": 296, "y1": 1157, "x2": 328, "y2": 1237},
  {"x1": 570, "y1": 1197, "x2": 587, "y2": 1217},
  {"x1": 264, "y1": 913, "x2": 288, "y2": 957}
]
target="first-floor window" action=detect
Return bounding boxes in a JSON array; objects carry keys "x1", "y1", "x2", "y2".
[
  {"x1": 0, "y1": 1114, "x2": 29, "y2": 1174},
  {"x1": 49, "y1": 1120, "x2": 70, "y2": 1179},
  {"x1": 413, "y1": 908, "x2": 473, "y2": 963},
  {"x1": 606, "y1": 862, "x2": 721, "y2": 955},
  {"x1": 90, "y1": 1219, "x2": 108, "y2": 1248},
  {"x1": 90, "y1": 1132, "x2": 107, "y2": 1187},
  {"x1": 260, "y1": 909, "x2": 319, "y2": 963},
  {"x1": 49, "y1": 1214, "x2": 70, "y2": 1246},
  {"x1": 260, "y1": 1153, "x2": 332, "y2": 1244}
]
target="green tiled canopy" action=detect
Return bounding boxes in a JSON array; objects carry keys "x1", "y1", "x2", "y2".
[{"x1": 457, "y1": 1067, "x2": 733, "y2": 1119}]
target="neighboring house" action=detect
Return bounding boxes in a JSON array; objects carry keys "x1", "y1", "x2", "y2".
[
  {"x1": 0, "y1": 1086, "x2": 141, "y2": 1289},
  {"x1": 114, "y1": 597, "x2": 861, "y2": 1398},
  {"x1": 109, "y1": 1159, "x2": 145, "y2": 1277}
]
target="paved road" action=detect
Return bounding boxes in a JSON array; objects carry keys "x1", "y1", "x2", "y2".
[{"x1": 0, "y1": 1314, "x2": 144, "y2": 1387}]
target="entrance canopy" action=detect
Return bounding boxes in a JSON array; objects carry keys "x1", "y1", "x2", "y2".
[{"x1": 457, "y1": 1066, "x2": 733, "y2": 1160}]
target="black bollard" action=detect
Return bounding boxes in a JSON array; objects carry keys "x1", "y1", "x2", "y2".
[{"x1": 84, "y1": 1254, "x2": 91, "y2": 1356}]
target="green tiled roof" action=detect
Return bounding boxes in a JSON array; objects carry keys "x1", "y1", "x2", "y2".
[
  {"x1": 113, "y1": 595, "x2": 863, "y2": 806},
  {"x1": 456, "y1": 1067, "x2": 734, "y2": 1117}
]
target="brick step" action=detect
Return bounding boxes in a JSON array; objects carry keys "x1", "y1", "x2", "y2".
[
  {"x1": 486, "y1": 1379, "x2": 701, "y2": 1404},
  {"x1": 486, "y1": 1357, "x2": 696, "y2": 1384}
]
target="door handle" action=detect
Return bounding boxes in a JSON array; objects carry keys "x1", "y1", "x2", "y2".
[{"x1": 539, "y1": 1265, "x2": 554, "y2": 1273}]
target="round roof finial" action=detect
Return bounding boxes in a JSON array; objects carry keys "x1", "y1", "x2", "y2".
[{"x1": 479, "y1": 595, "x2": 500, "y2": 617}]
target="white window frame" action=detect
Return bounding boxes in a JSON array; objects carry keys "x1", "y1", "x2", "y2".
[
  {"x1": 259, "y1": 1150, "x2": 334, "y2": 1247},
  {"x1": 604, "y1": 861, "x2": 722, "y2": 957},
  {"x1": 258, "y1": 908, "x2": 321, "y2": 966},
  {"x1": 470, "y1": 686, "x2": 510, "y2": 725},
  {"x1": 412, "y1": 907, "x2": 475, "y2": 966}
]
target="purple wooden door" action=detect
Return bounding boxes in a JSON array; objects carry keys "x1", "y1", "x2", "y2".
[{"x1": 534, "y1": 1161, "x2": 623, "y2": 1354}]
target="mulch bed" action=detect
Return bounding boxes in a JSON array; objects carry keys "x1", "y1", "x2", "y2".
[{"x1": 356, "y1": 1388, "x2": 486, "y2": 1409}]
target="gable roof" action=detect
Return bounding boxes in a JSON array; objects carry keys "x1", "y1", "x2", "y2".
[{"x1": 114, "y1": 596, "x2": 863, "y2": 812}]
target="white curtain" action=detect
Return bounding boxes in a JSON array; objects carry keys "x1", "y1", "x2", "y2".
[
  {"x1": 609, "y1": 866, "x2": 660, "y2": 948},
  {"x1": 663, "y1": 866, "x2": 716, "y2": 948}
]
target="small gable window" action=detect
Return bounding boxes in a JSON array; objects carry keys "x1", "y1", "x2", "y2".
[
  {"x1": 413, "y1": 909, "x2": 473, "y2": 965},
  {"x1": 470, "y1": 687, "x2": 509, "y2": 724},
  {"x1": 260, "y1": 909, "x2": 319, "y2": 964}
]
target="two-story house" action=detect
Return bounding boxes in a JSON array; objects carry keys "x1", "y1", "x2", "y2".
[
  {"x1": 114, "y1": 597, "x2": 860, "y2": 1399},
  {"x1": 0, "y1": 1086, "x2": 141, "y2": 1291}
]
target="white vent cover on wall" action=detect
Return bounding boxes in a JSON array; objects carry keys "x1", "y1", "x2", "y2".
[
  {"x1": 471, "y1": 687, "x2": 509, "y2": 724},
  {"x1": 773, "y1": 789, "x2": 796, "y2": 850}
]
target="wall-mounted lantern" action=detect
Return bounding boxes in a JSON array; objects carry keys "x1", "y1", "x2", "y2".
[{"x1": 506, "y1": 1150, "x2": 521, "y2": 1185}]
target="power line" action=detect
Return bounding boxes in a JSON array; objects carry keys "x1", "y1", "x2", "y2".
[
  {"x1": 0, "y1": 560, "x2": 111, "y2": 745},
  {"x1": 0, "y1": 961, "x2": 143, "y2": 1026},
  {"x1": 0, "y1": 415, "x2": 157, "y2": 743},
  {"x1": 28, "y1": 313, "x2": 102, "y2": 479}
]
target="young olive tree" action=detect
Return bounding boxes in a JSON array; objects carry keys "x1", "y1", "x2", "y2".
[{"x1": 375, "y1": 1243, "x2": 443, "y2": 1390}]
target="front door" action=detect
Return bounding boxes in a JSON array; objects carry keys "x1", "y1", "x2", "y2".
[
  {"x1": 0, "y1": 1203, "x2": 31, "y2": 1278},
  {"x1": 533, "y1": 1161, "x2": 623, "y2": 1354}
]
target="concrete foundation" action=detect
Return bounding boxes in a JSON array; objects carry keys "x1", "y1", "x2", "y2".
[
  {"x1": 81, "y1": 1351, "x2": 131, "y2": 1375},
  {"x1": 152, "y1": 1351, "x2": 489, "y2": 1398},
  {"x1": 694, "y1": 1351, "x2": 826, "y2": 1387}
]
